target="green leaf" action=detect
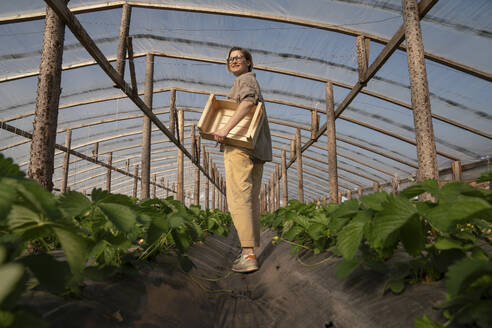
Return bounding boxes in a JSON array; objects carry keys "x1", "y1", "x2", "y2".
[
  {"x1": 283, "y1": 225, "x2": 304, "y2": 241},
  {"x1": 306, "y1": 223, "x2": 325, "y2": 241},
  {"x1": 168, "y1": 212, "x2": 185, "y2": 228},
  {"x1": 0, "y1": 263, "x2": 25, "y2": 309},
  {"x1": 399, "y1": 179, "x2": 439, "y2": 199},
  {"x1": 57, "y1": 191, "x2": 91, "y2": 219},
  {"x1": 360, "y1": 192, "x2": 389, "y2": 211},
  {"x1": 336, "y1": 211, "x2": 369, "y2": 260},
  {"x1": 446, "y1": 258, "x2": 492, "y2": 297},
  {"x1": 0, "y1": 183, "x2": 16, "y2": 222},
  {"x1": 414, "y1": 314, "x2": 444, "y2": 328},
  {"x1": 371, "y1": 195, "x2": 417, "y2": 247},
  {"x1": 0, "y1": 247, "x2": 6, "y2": 265},
  {"x1": 0, "y1": 310, "x2": 14, "y2": 327},
  {"x1": 98, "y1": 203, "x2": 137, "y2": 233},
  {"x1": 20, "y1": 253, "x2": 70, "y2": 294},
  {"x1": 434, "y1": 237, "x2": 465, "y2": 251},
  {"x1": 52, "y1": 226, "x2": 91, "y2": 277},
  {"x1": 438, "y1": 182, "x2": 481, "y2": 203},
  {"x1": 400, "y1": 216, "x2": 425, "y2": 256},
  {"x1": 13, "y1": 179, "x2": 60, "y2": 221},
  {"x1": 425, "y1": 197, "x2": 492, "y2": 232},
  {"x1": 471, "y1": 247, "x2": 489, "y2": 260},
  {"x1": 331, "y1": 199, "x2": 359, "y2": 218},
  {"x1": 0, "y1": 154, "x2": 25, "y2": 178},
  {"x1": 90, "y1": 188, "x2": 110, "y2": 202},
  {"x1": 476, "y1": 171, "x2": 492, "y2": 183},
  {"x1": 384, "y1": 278, "x2": 405, "y2": 294},
  {"x1": 100, "y1": 193, "x2": 134, "y2": 206},
  {"x1": 336, "y1": 258, "x2": 359, "y2": 279}
]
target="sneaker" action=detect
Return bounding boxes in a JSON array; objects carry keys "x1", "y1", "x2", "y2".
[{"x1": 232, "y1": 254, "x2": 258, "y2": 273}]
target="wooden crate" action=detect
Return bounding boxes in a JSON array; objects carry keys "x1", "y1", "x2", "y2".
[{"x1": 197, "y1": 94, "x2": 264, "y2": 150}]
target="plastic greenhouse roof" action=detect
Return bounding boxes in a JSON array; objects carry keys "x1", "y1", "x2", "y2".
[{"x1": 0, "y1": 0, "x2": 491, "y2": 203}]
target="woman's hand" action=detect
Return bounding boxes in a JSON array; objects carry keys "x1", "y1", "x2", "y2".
[{"x1": 212, "y1": 127, "x2": 230, "y2": 143}]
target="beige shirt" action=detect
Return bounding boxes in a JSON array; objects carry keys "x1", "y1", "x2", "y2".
[{"x1": 226, "y1": 72, "x2": 272, "y2": 162}]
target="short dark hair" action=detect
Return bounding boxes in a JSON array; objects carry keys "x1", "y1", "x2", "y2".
[{"x1": 227, "y1": 47, "x2": 253, "y2": 72}]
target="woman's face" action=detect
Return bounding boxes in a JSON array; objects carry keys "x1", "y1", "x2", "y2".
[{"x1": 228, "y1": 50, "x2": 250, "y2": 76}]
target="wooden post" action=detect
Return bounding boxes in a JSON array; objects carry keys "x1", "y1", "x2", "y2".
[
  {"x1": 392, "y1": 174, "x2": 399, "y2": 195},
  {"x1": 356, "y1": 35, "x2": 370, "y2": 83},
  {"x1": 275, "y1": 164, "x2": 281, "y2": 209},
  {"x1": 166, "y1": 180, "x2": 169, "y2": 197},
  {"x1": 114, "y1": 3, "x2": 131, "y2": 84},
  {"x1": 176, "y1": 108, "x2": 184, "y2": 203},
  {"x1": 358, "y1": 186, "x2": 363, "y2": 199},
  {"x1": 451, "y1": 160, "x2": 462, "y2": 181},
  {"x1": 338, "y1": 191, "x2": 342, "y2": 204},
  {"x1": 290, "y1": 138, "x2": 296, "y2": 161},
  {"x1": 281, "y1": 150, "x2": 288, "y2": 207},
  {"x1": 296, "y1": 128, "x2": 304, "y2": 203},
  {"x1": 215, "y1": 166, "x2": 220, "y2": 210},
  {"x1": 133, "y1": 164, "x2": 139, "y2": 198},
  {"x1": 169, "y1": 88, "x2": 176, "y2": 136},
  {"x1": 141, "y1": 53, "x2": 154, "y2": 199},
  {"x1": 28, "y1": 2, "x2": 68, "y2": 191},
  {"x1": 172, "y1": 183, "x2": 176, "y2": 196},
  {"x1": 346, "y1": 189, "x2": 352, "y2": 200},
  {"x1": 326, "y1": 82, "x2": 339, "y2": 204},
  {"x1": 194, "y1": 135, "x2": 201, "y2": 205},
  {"x1": 210, "y1": 160, "x2": 215, "y2": 210},
  {"x1": 125, "y1": 159, "x2": 130, "y2": 173},
  {"x1": 153, "y1": 174, "x2": 157, "y2": 198},
  {"x1": 92, "y1": 142, "x2": 99, "y2": 161},
  {"x1": 160, "y1": 177, "x2": 164, "y2": 198},
  {"x1": 311, "y1": 109, "x2": 319, "y2": 140},
  {"x1": 270, "y1": 180, "x2": 275, "y2": 212},
  {"x1": 265, "y1": 184, "x2": 269, "y2": 213},
  {"x1": 373, "y1": 181, "x2": 379, "y2": 193},
  {"x1": 106, "y1": 152, "x2": 112, "y2": 192},
  {"x1": 402, "y1": 0, "x2": 439, "y2": 183},
  {"x1": 322, "y1": 196, "x2": 327, "y2": 205},
  {"x1": 204, "y1": 149, "x2": 210, "y2": 209},
  {"x1": 61, "y1": 129, "x2": 71, "y2": 193},
  {"x1": 126, "y1": 36, "x2": 138, "y2": 95}
]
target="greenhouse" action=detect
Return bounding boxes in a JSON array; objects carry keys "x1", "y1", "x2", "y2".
[{"x1": 0, "y1": 0, "x2": 491, "y2": 327}]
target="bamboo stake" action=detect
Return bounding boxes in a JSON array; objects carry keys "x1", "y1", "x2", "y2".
[
  {"x1": 141, "y1": 53, "x2": 154, "y2": 199},
  {"x1": 326, "y1": 82, "x2": 339, "y2": 203},
  {"x1": 106, "y1": 152, "x2": 112, "y2": 192},
  {"x1": 296, "y1": 128, "x2": 304, "y2": 203},
  {"x1": 133, "y1": 164, "x2": 139, "y2": 198},
  {"x1": 281, "y1": 150, "x2": 288, "y2": 206},
  {"x1": 177, "y1": 108, "x2": 184, "y2": 202}
]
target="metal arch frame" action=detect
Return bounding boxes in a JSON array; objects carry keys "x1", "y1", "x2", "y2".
[{"x1": 1, "y1": 1, "x2": 489, "y2": 82}]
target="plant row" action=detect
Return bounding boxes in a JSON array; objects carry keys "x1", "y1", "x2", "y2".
[
  {"x1": 261, "y1": 173, "x2": 492, "y2": 328},
  {"x1": 0, "y1": 153, "x2": 232, "y2": 327}
]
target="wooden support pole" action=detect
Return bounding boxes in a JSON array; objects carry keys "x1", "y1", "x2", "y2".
[
  {"x1": 402, "y1": 0, "x2": 438, "y2": 183},
  {"x1": 338, "y1": 191, "x2": 342, "y2": 204},
  {"x1": 356, "y1": 35, "x2": 370, "y2": 83},
  {"x1": 265, "y1": 184, "x2": 269, "y2": 213},
  {"x1": 61, "y1": 129, "x2": 71, "y2": 193},
  {"x1": 153, "y1": 174, "x2": 157, "y2": 198},
  {"x1": 270, "y1": 180, "x2": 274, "y2": 212},
  {"x1": 358, "y1": 186, "x2": 363, "y2": 199},
  {"x1": 451, "y1": 160, "x2": 462, "y2": 181},
  {"x1": 194, "y1": 135, "x2": 201, "y2": 205},
  {"x1": 106, "y1": 152, "x2": 112, "y2": 192},
  {"x1": 166, "y1": 180, "x2": 169, "y2": 197},
  {"x1": 215, "y1": 166, "x2": 220, "y2": 210},
  {"x1": 373, "y1": 181, "x2": 379, "y2": 193},
  {"x1": 92, "y1": 142, "x2": 99, "y2": 161},
  {"x1": 290, "y1": 138, "x2": 296, "y2": 161},
  {"x1": 126, "y1": 36, "x2": 137, "y2": 95},
  {"x1": 326, "y1": 82, "x2": 339, "y2": 203},
  {"x1": 204, "y1": 149, "x2": 210, "y2": 209},
  {"x1": 392, "y1": 174, "x2": 399, "y2": 195},
  {"x1": 28, "y1": 1, "x2": 68, "y2": 191},
  {"x1": 346, "y1": 189, "x2": 352, "y2": 200},
  {"x1": 133, "y1": 164, "x2": 139, "y2": 198},
  {"x1": 275, "y1": 164, "x2": 280, "y2": 209},
  {"x1": 125, "y1": 159, "x2": 130, "y2": 173},
  {"x1": 191, "y1": 124, "x2": 196, "y2": 162},
  {"x1": 169, "y1": 88, "x2": 176, "y2": 136},
  {"x1": 160, "y1": 177, "x2": 164, "y2": 198},
  {"x1": 141, "y1": 53, "x2": 154, "y2": 199},
  {"x1": 177, "y1": 108, "x2": 184, "y2": 203},
  {"x1": 311, "y1": 109, "x2": 319, "y2": 140},
  {"x1": 210, "y1": 160, "x2": 215, "y2": 210},
  {"x1": 296, "y1": 128, "x2": 304, "y2": 203},
  {"x1": 114, "y1": 3, "x2": 131, "y2": 83},
  {"x1": 172, "y1": 183, "x2": 176, "y2": 196},
  {"x1": 322, "y1": 196, "x2": 327, "y2": 205},
  {"x1": 281, "y1": 150, "x2": 288, "y2": 207}
]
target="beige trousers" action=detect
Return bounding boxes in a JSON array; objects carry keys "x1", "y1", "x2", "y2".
[{"x1": 224, "y1": 146, "x2": 264, "y2": 247}]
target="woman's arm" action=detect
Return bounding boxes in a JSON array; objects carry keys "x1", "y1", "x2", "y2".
[{"x1": 212, "y1": 99, "x2": 254, "y2": 143}]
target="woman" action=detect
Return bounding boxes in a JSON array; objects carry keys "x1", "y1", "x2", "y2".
[{"x1": 212, "y1": 47, "x2": 272, "y2": 273}]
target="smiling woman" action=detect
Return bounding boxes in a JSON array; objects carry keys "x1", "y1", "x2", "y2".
[{"x1": 211, "y1": 47, "x2": 272, "y2": 273}]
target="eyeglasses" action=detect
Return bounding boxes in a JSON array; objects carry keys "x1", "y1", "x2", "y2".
[{"x1": 227, "y1": 55, "x2": 244, "y2": 63}]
